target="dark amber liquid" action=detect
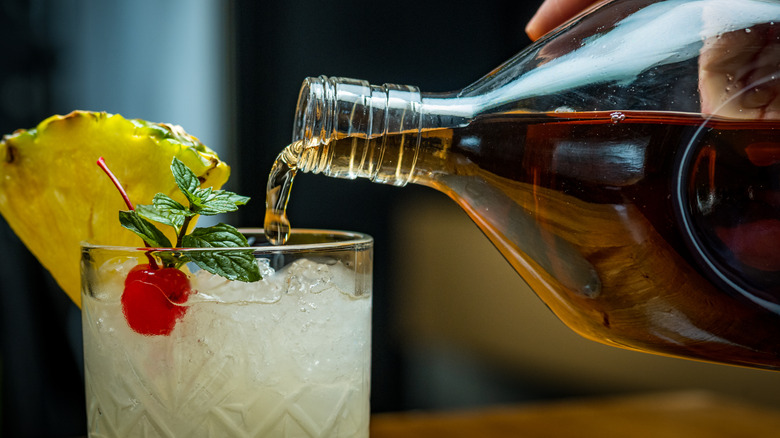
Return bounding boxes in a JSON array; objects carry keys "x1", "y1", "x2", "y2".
[
  {"x1": 412, "y1": 111, "x2": 780, "y2": 369},
  {"x1": 268, "y1": 110, "x2": 780, "y2": 369}
]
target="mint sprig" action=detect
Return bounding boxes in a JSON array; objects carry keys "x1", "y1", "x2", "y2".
[
  {"x1": 119, "y1": 210, "x2": 172, "y2": 248},
  {"x1": 121, "y1": 157, "x2": 261, "y2": 282}
]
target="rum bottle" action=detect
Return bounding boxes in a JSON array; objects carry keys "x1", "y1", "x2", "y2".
[{"x1": 266, "y1": 0, "x2": 780, "y2": 369}]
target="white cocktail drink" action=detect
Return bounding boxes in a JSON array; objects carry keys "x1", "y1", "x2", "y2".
[{"x1": 81, "y1": 231, "x2": 372, "y2": 438}]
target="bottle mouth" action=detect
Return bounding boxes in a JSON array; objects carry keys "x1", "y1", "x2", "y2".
[
  {"x1": 293, "y1": 76, "x2": 374, "y2": 147},
  {"x1": 292, "y1": 76, "x2": 328, "y2": 146},
  {"x1": 291, "y1": 75, "x2": 424, "y2": 186}
]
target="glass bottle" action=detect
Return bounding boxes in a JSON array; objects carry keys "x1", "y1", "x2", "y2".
[{"x1": 266, "y1": 0, "x2": 780, "y2": 369}]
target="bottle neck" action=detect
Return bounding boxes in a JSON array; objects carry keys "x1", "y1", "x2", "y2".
[{"x1": 293, "y1": 76, "x2": 471, "y2": 186}]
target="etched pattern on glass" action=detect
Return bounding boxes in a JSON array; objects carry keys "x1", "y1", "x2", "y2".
[{"x1": 83, "y1": 259, "x2": 371, "y2": 438}]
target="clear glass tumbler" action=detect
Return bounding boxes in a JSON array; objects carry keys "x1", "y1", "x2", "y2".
[{"x1": 81, "y1": 229, "x2": 373, "y2": 438}]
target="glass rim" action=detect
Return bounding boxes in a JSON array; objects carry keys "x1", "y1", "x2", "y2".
[{"x1": 80, "y1": 228, "x2": 373, "y2": 253}]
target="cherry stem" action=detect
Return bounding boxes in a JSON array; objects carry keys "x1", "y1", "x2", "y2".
[
  {"x1": 97, "y1": 157, "x2": 135, "y2": 211},
  {"x1": 97, "y1": 157, "x2": 159, "y2": 270}
]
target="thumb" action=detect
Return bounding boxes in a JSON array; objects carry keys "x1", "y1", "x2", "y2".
[{"x1": 526, "y1": 0, "x2": 604, "y2": 41}]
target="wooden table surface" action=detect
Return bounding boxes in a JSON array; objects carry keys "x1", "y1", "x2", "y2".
[{"x1": 369, "y1": 391, "x2": 780, "y2": 437}]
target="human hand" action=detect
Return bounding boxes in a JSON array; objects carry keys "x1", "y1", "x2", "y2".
[
  {"x1": 526, "y1": 0, "x2": 606, "y2": 40},
  {"x1": 699, "y1": 23, "x2": 780, "y2": 119},
  {"x1": 526, "y1": 0, "x2": 779, "y2": 120}
]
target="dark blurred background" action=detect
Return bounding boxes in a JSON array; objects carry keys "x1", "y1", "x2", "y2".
[{"x1": 2, "y1": 1, "x2": 780, "y2": 436}]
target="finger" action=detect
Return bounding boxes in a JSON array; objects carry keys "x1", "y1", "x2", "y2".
[{"x1": 526, "y1": 0, "x2": 603, "y2": 41}]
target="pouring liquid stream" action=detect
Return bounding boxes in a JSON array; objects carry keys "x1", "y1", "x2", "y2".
[{"x1": 264, "y1": 140, "x2": 303, "y2": 246}]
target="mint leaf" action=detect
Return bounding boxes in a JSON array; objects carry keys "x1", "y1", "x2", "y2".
[
  {"x1": 153, "y1": 193, "x2": 188, "y2": 214},
  {"x1": 151, "y1": 193, "x2": 191, "y2": 229},
  {"x1": 136, "y1": 203, "x2": 185, "y2": 232},
  {"x1": 222, "y1": 192, "x2": 250, "y2": 206},
  {"x1": 171, "y1": 157, "x2": 201, "y2": 203},
  {"x1": 171, "y1": 157, "x2": 250, "y2": 216},
  {"x1": 181, "y1": 224, "x2": 260, "y2": 281},
  {"x1": 181, "y1": 223, "x2": 249, "y2": 248},
  {"x1": 188, "y1": 249, "x2": 261, "y2": 282},
  {"x1": 191, "y1": 188, "x2": 250, "y2": 215},
  {"x1": 119, "y1": 210, "x2": 172, "y2": 248},
  {"x1": 199, "y1": 189, "x2": 249, "y2": 206}
]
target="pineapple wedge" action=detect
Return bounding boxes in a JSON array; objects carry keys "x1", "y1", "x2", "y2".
[{"x1": 0, "y1": 111, "x2": 230, "y2": 307}]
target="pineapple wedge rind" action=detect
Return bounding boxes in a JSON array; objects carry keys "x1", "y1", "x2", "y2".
[{"x1": 0, "y1": 110, "x2": 230, "y2": 307}]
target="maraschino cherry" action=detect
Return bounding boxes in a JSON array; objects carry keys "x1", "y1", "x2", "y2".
[
  {"x1": 122, "y1": 264, "x2": 191, "y2": 336},
  {"x1": 98, "y1": 157, "x2": 192, "y2": 336}
]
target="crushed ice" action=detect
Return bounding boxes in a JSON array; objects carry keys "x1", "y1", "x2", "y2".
[{"x1": 188, "y1": 258, "x2": 358, "y2": 304}]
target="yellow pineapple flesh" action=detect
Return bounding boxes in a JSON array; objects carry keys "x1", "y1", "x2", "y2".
[{"x1": 0, "y1": 111, "x2": 230, "y2": 307}]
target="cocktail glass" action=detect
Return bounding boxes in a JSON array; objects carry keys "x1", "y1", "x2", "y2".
[{"x1": 81, "y1": 229, "x2": 373, "y2": 438}]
